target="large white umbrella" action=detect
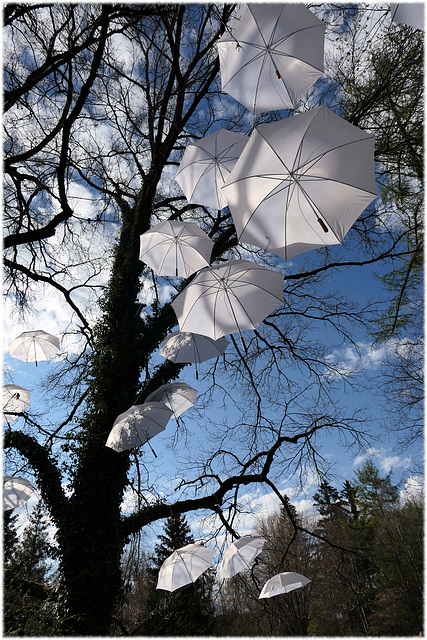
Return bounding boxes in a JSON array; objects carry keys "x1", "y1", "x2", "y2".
[
  {"x1": 105, "y1": 402, "x2": 173, "y2": 453},
  {"x1": 9, "y1": 330, "x2": 60, "y2": 366},
  {"x1": 259, "y1": 571, "x2": 311, "y2": 599},
  {"x1": 139, "y1": 220, "x2": 214, "y2": 278},
  {"x1": 145, "y1": 382, "x2": 197, "y2": 418},
  {"x1": 175, "y1": 129, "x2": 248, "y2": 209},
  {"x1": 222, "y1": 105, "x2": 378, "y2": 261},
  {"x1": 159, "y1": 330, "x2": 229, "y2": 378},
  {"x1": 390, "y1": 3, "x2": 424, "y2": 30},
  {"x1": 3, "y1": 385, "x2": 31, "y2": 423},
  {"x1": 219, "y1": 536, "x2": 266, "y2": 580},
  {"x1": 217, "y1": 3, "x2": 325, "y2": 114},
  {"x1": 157, "y1": 543, "x2": 215, "y2": 592},
  {"x1": 171, "y1": 260, "x2": 284, "y2": 343},
  {"x1": 3, "y1": 476, "x2": 35, "y2": 511}
]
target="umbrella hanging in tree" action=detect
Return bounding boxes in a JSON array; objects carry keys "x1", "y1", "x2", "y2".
[
  {"x1": 219, "y1": 536, "x2": 266, "y2": 580},
  {"x1": 157, "y1": 543, "x2": 215, "y2": 592},
  {"x1": 259, "y1": 571, "x2": 311, "y2": 599},
  {"x1": 145, "y1": 382, "x2": 197, "y2": 418},
  {"x1": 139, "y1": 220, "x2": 214, "y2": 278},
  {"x1": 390, "y1": 3, "x2": 424, "y2": 30},
  {"x1": 3, "y1": 385, "x2": 31, "y2": 424},
  {"x1": 171, "y1": 260, "x2": 284, "y2": 347},
  {"x1": 3, "y1": 476, "x2": 35, "y2": 511},
  {"x1": 159, "y1": 330, "x2": 229, "y2": 379},
  {"x1": 221, "y1": 105, "x2": 378, "y2": 261},
  {"x1": 105, "y1": 402, "x2": 173, "y2": 454},
  {"x1": 217, "y1": 3, "x2": 325, "y2": 114},
  {"x1": 8, "y1": 330, "x2": 60, "y2": 366},
  {"x1": 175, "y1": 128, "x2": 248, "y2": 209}
]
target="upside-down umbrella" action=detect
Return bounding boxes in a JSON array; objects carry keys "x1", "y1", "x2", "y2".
[
  {"x1": 105, "y1": 402, "x2": 173, "y2": 453},
  {"x1": 171, "y1": 260, "x2": 284, "y2": 345},
  {"x1": 3, "y1": 385, "x2": 31, "y2": 423},
  {"x1": 222, "y1": 105, "x2": 378, "y2": 261},
  {"x1": 157, "y1": 543, "x2": 215, "y2": 592},
  {"x1": 3, "y1": 476, "x2": 35, "y2": 511},
  {"x1": 259, "y1": 571, "x2": 311, "y2": 599},
  {"x1": 390, "y1": 3, "x2": 424, "y2": 30},
  {"x1": 8, "y1": 330, "x2": 60, "y2": 366},
  {"x1": 159, "y1": 331, "x2": 229, "y2": 378},
  {"x1": 139, "y1": 220, "x2": 214, "y2": 278},
  {"x1": 219, "y1": 536, "x2": 266, "y2": 580},
  {"x1": 145, "y1": 382, "x2": 197, "y2": 418},
  {"x1": 217, "y1": 3, "x2": 325, "y2": 113},
  {"x1": 175, "y1": 129, "x2": 248, "y2": 209}
]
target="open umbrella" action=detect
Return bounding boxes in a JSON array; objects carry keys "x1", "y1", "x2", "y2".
[
  {"x1": 145, "y1": 382, "x2": 197, "y2": 418},
  {"x1": 171, "y1": 260, "x2": 284, "y2": 345},
  {"x1": 175, "y1": 129, "x2": 248, "y2": 209},
  {"x1": 222, "y1": 105, "x2": 378, "y2": 261},
  {"x1": 217, "y1": 3, "x2": 325, "y2": 113},
  {"x1": 259, "y1": 571, "x2": 311, "y2": 599},
  {"x1": 3, "y1": 476, "x2": 35, "y2": 511},
  {"x1": 139, "y1": 220, "x2": 214, "y2": 278},
  {"x1": 105, "y1": 402, "x2": 173, "y2": 453},
  {"x1": 159, "y1": 330, "x2": 229, "y2": 378},
  {"x1": 3, "y1": 385, "x2": 31, "y2": 423},
  {"x1": 8, "y1": 330, "x2": 60, "y2": 366},
  {"x1": 157, "y1": 543, "x2": 215, "y2": 592},
  {"x1": 390, "y1": 3, "x2": 424, "y2": 30},
  {"x1": 219, "y1": 536, "x2": 266, "y2": 580}
]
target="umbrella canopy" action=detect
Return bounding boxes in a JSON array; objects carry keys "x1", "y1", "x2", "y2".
[
  {"x1": 222, "y1": 105, "x2": 378, "y2": 261},
  {"x1": 390, "y1": 3, "x2": 424, "y2": 30},
  {"x1": 175, "y1": 129, "x2": 248, "y2": 209},
  {"x1": 217, "y1": 3, "x2": 325, "y2": 113},
  {"x1": 171, "y1": 260, "x2": 284, "y2": 341},
  {"x1": 159, "y1": 331, "x2": 229, "y2": 364},
  {"x1": 3, "y1": 385, "x2": 31, "y2": 423},
  {"x1": 219, "y1": 536, "x2": 266, "y2": 580},
  {"x1": 157, "y1": 543, "x2": 215, "y2": 592},
  {"x1": 8, "y1": 330, "x2": 60, "y2": 366},
  {"x1": 259, "y1": 571, "x2": 311, "y2": 599},
  {"x1": 105, "y1": 402, "x2": 173, "y2": 453},
  {"x1": 3, "y1": 475, "x2": 35, "y2": 511},
  {"x1": 139, "y1": 220, "x2": 214, "y2": 278},
  {"x1": 145, "y1": 382, "x2": 197, "y2": 418}
]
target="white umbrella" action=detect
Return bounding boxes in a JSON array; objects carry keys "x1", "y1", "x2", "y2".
[
  {"x1": 3, "y1": 475, "x2": 35, "y2": 511},
  {"x1": 219, "y1": 536, "x2": 266, "y2": 580},
  {"x1": 8, "y1": 330, "x2": 60, "y2": 366},
  {"x1": 159, "y1": 330, "x2": 229, "y2": 378},
  {"x1": 145, "y1": 382, "x2": 197, "y2": 418},
  {"x1": 171, "y1": 260, "x2": 284, "y2": 345},
  {"x1": 175, "y1": 129, "x2": 248, "y2": 209},
  {"x1": 157, "y1": 543, "x2": 215, "y2": 592},
  {"x1": 259, "y1": 571, "x2": 311, "y2": 599},
  {"x1": 390, "y1": 3, "x2": 424, "y2": 30},
  {"x1": 222, "y1": 105, "x2": 378, "y2": 261},
  {"x1": 217, "y1": 3, "x2": 325, "y2": 114},
  {"x1": 139, "y1": 220, "x2": 214, "y2": 278},
  {"x1": 105, "y1": 402, "x2": 173, "y2": 453},
  {"x1": 3, "y1": 385, "x2": 31, "y2": 423}
]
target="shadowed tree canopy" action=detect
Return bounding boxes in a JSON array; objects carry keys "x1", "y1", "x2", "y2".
[{"x1": 3, "y1": 3, "x2": 423, "y2": 635}]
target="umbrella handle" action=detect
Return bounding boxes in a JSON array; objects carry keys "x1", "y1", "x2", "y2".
[
  {"x1": 317, "y1": 217, "x2": 329, "y2": 233},
  {"x1": 147, "y1": 440, "x2": 158, "y2": 458}
]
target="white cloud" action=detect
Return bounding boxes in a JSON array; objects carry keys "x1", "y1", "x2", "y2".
[
  {"x1": 353, "y1": 446, "x2": 412, "y2": 474},
  {"x1": 400, "y1": 476, "x2": 424, "y2": 504}
]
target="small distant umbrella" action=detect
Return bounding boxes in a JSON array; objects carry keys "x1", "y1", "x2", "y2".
[
  {"x1": 222, "y1": 105, "x2": 378, "y2": 261},
  {"x1": 259, "y1": 571, "x2": 311, "y2": 599},
  {"x1": 219, "y1": 536, "x2": 266, "y2": 580},
  {"x1": 159, "y1": 331, "x2": 229, "y2": 378},
  {"x1": 3, "y1": 476, "x2": 35, "y2": 511},
  {"x1": 390, "y1": 3, "x2": 424, "y2": 30},
  {"x1": 105, "y1": 402, "x2": 173, "y2": 454},
  {"x1": 139, "y1": 220, "x2": 214, "y2": 278},
  {"x1": 171, "y1": 260, "x2": 284, "y2": 348},
  {"x1": 157, "y1": 543, "x2": 215, "y2": 592},
  {"x1": 217, "y1": 3, "x2": 325, "y2": 113},
  {"x1": 175, "y1": 129, "x2": 248, "y2": 209},
  {"x1": 8, "y1": 330, "x2": 60, "y2": 366},
  {"x1": 145, "y1": 382, "x2": 197, "y2": 418},
  {"x1": 3, "y1": 385, "x2": 31, "y2": 423}
]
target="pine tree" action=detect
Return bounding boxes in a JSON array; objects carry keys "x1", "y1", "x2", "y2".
[
  {"x1": 4, "y1": 509, "x2": 19, "y2": 566},
  {"x1": 13, "y1": 500, "x2": 55, "y2": 582}
]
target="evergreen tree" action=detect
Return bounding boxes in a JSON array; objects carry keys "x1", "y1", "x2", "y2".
[
  {"x1": 3, "y1": 509, "x2": 19, "y2": 566},
  {"x1": 13, "y1": 499, "x2": 55, "y2": 582}
]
